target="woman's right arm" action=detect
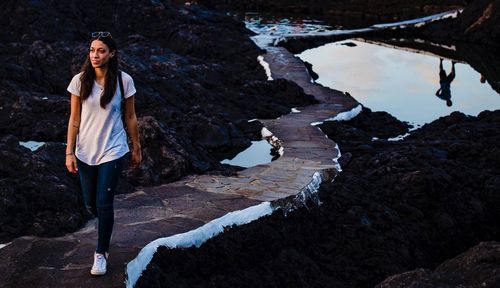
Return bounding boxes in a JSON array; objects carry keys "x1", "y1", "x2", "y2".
[{"x1": 66, "y1": 94, "x2": 81, "y2": 173}]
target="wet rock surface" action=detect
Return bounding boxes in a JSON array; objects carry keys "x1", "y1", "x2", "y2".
[
  {"x1": 137, "y1": 108, "x2": 500, "y2": 288},
  {"x1": 0, "y1": 0, "x2": 317, "y2": 241}
]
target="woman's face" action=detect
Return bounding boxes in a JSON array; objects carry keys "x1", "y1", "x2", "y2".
[{"x1": 89, "y1": 39, "x2": 114, "y2": 68}]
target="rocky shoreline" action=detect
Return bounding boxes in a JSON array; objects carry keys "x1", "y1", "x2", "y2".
[
  {"x1": 0, "y1": 0, "x2": 316, "y2": 243},
  {"x1": 137, "y1": 107, "x2": 500, "y2": 288},
  {"x1": 1, "y1": 1, "x2": 499, "y2": 287},
  {"x1": 191, "y1": 0, "x2": 465, "y2": 28},
  {"x1": 133, "y1": 2, "x2": 500, "y2": 286}
]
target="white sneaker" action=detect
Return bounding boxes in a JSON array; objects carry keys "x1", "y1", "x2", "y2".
[{"x1": 90, "y1": 253, "x2": 107, "y2": 275}]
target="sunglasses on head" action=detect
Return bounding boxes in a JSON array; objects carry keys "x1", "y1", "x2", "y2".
[{"x1": 91, "y1": 31, "x2": 112, "y2": 38}]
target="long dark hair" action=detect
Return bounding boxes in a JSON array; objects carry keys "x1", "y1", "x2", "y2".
[{"x1": 79, "y1": 35, "x2": 119, "y2": 109}]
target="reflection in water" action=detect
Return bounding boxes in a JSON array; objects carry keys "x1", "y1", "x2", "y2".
[
  {"x1": 298, "y1": 40, "x2": 500, "y2": 126},
  {"x1": 220, "y1": 140, "x2": 274, "y2": 168},
  {"x1": 244, "y1": 13, "x2": 334, "y2": 35},
  {"x1": 436, "y1": 59, "x2": 456, "y2": 107}
]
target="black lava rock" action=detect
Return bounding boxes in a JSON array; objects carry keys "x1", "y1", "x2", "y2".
[{"x1": 136, "y1": 109, "x2": 500, "y2": 288}]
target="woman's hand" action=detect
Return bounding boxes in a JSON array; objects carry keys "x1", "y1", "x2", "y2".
[
  {"x1": 131, "y1": 149, "x2": 142, "y2": 168},
  {"x1": 66, "y1": 154, "x2": 78, "y2": 173},
  {"x1": 124, "y1": 96, "x2": 142, "y2": 169}
]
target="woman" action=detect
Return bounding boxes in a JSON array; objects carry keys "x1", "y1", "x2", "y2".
[{"x1": 65, "y1": 31, "x2": 141, "y2": 276}]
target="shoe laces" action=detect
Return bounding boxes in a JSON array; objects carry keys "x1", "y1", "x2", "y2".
[{"x1": 93, "y1": 253, "x2": 107, "y2": 269}]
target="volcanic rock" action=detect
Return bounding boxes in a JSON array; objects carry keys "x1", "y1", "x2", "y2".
[
  {"x1": 423, "y1": 0, "x2": 500, "y2": 48},
  {"x1": 0, "y1": 0, "x2": 317, "y2": 240},
  {"x1": 377, "y1": 241, "x2": 500, "y2": 288},
  {"x1": 136, "y1": 109, "x2": 500, "y2": 288},
  {"x1": 194, "y1": 0, "x2": 465, "y2": 28},
  {"x1": 318, "y1": 106, "x2": 411, "y2": 150},
  {"x1": 0, "y1": 135, "x2": 86, "y2": 243},
  {"x1": 122, "y1": 116, "x2": 191, "y2": 186}
]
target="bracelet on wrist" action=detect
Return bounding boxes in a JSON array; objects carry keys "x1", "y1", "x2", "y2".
[{"x1": 66, "y1": 152, "x2": 74, "y2": 156}]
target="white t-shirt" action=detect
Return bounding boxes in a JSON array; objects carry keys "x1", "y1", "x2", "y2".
[{"x1": 67, "y1": 71, "x2": 136, "y2": 165}]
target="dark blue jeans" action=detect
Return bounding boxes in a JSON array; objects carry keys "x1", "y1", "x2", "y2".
[{"x1": 77, "y1": 157, "x2": 123, "y2": 254}]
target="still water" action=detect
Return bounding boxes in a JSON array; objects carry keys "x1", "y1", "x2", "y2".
[
  {"x1": 236, "y1": 16, "x2": 500, "y2": 168},
  {"x1": 298, "y1": 39, "x2": 500, "y2": 126},
  {"x1": 244, "y1": 13, "x2": 335, "y2": 35},
  {"x1": 221, "y1": 140, "x2": 274, "y2": 168}
]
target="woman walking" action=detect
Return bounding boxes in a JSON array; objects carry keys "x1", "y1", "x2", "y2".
[{"x1": 65, "y1": 31, "x2": 141, "y2": 276}]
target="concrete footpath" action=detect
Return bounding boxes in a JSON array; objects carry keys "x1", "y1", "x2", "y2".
[{"x1": 0, "y1": 34, "x2": 357, "y2": 288}]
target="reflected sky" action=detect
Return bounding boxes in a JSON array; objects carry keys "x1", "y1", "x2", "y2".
[
  {"x1": 221, "y1": 140, "x2": 273, "y2": 168},
  {"x1": 298, "y1": 40, "x2": 500, "y2": 126}
]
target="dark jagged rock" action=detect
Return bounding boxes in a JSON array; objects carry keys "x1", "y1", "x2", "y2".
[
  {"x1": 0, "y1": 93, "x2": 70, "y2": 141},
  {"x1": 0, "y1": 0, "x2": 316, "y2": 179},
  {"x1": 0, "y1": 135, "x2": 87, "y2": 243},
  {"x1": 423, "y1": 0, "x2": 500, "y2": 48},
  {"x1": 341, "y1": 41, "x2": 358, "y2": 47},
  {"x1": 303, "y1": 61, "x2": 319, "y2": 81},
  {"x1": 377, "y1": 241, "x2": 500, "y2": 287},
  {"x1": 193, "y1": 0, "x2": 464, "y2": 28},
  {"x1": 0, "y1": 0, "x2": 318, "y2": 241},
  {"x1": 122, "y1": 116, "x2": 191, "y2": 186},
  {"x1": 136, "y1": 109, "x2": 500, "y2": 288},
  {"x1": 318, "y1": 106, "x2": 411, "y2": 150}
]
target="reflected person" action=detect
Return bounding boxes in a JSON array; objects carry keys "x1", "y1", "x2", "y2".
[{"x1": 435, "y1": 58, "x2": 456, "y2": 107}]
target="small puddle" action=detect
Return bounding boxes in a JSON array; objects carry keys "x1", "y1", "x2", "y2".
[
  {"x1": 220, "y1": 140, "x2": 276, "y2": 168},
  {"x1": 19, "y1": 141, "x2": 45, "y2": 151}
]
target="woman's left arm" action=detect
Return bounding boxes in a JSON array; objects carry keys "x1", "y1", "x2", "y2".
[{"x1": 124, "y1": 95, "x2": 142, "y2": 167}]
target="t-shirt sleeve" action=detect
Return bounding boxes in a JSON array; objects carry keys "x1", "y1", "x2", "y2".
[
  {"x1": 122, "y1": 72, "x2": 137, "y2": 98},
  {"x1": 67, "y1": 73, "x2": 81, "y2": 96}
]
